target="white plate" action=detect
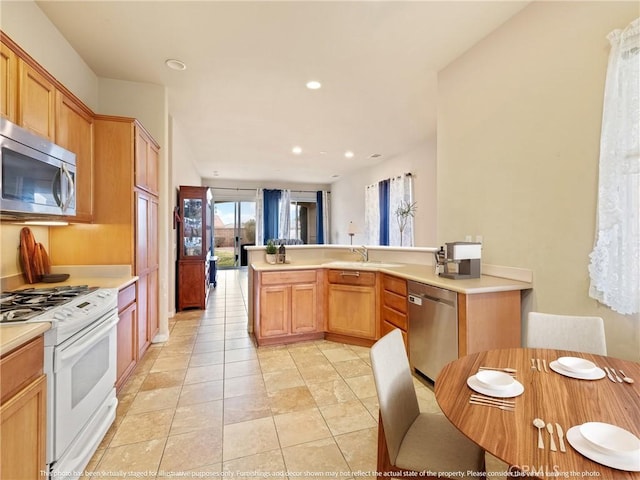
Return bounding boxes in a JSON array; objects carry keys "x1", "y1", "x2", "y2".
[
  {"x1": 557, "y1": 356, "x2": 597, "y2": 373},
  {"x1": 466, "y1": 375, "x2": 524, "y2": 398},
  {"x1": 549, "y1": 361, "x2": 606, "y2": 380},
  {"x1": 475, "y1": 370, "x2": 515, "y2": 390},
  {"x1": 567, "y1": 426, "x2": 640, "y2": 472},
  {"x1": 580, "y1": 422, "x2": 640, "y2": 455}
]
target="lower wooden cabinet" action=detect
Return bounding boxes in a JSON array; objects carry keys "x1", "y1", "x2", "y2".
[
  {"x1": 380, "y1": 274, "x2": 408, "y2": 351},
  {"x1": 326, "y1": 269, "x2": 379, "y2": 345},
  {"x1": 116, "y1": 283, "x2": 137, "y2": 391},
  {"x1": 255, "y1": 269, "x2": 323, "y2": 345},
  {"x1": 0, "y1": 336, "x2": 46, "y2": 479},
  {"x1": 177, "y1": 258, "x2": 210, "y2": 311}
]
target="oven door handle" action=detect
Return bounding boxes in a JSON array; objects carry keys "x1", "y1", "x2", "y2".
[{"x1": 56, "y1": 313, "x2": 119, "y2": 369}]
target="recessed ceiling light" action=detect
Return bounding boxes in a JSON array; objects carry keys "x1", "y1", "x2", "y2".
[
  {"x1": 319, "y1": 151, "x2": 327, "y2": 155},
  {"x1": 292, "y1": 146, "x2": 302, "y2": 155},
  {"x1": 344, "y1": 151, "x2": 354, "y2": 158},
  {"x1": 165, "y1": 59, "x2": 187, "y2": 71},
  {"x1": 306, "y1": 80, "x2": 321, "y2": 90}
]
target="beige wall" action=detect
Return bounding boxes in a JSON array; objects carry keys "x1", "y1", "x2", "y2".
[
  {"x1": 0, "y1": 1, "x2": 174, "y2": 341},
  {"x1": 0, "y1": 0, "x2": 99, "y2": 110},
  {"x1": 330, "y1": 137, "x2": 438, "y2": 247},
  {"x1": 438, "y1": 1, "x2": 639, "y2": 360}
]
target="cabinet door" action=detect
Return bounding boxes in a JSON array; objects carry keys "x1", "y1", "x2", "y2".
[
  {"x1": 0, "y1": 375, "x2": 46, "y2": 480},
  {"x1": 136, "y1": 190, "x2": 151, "y2": 273},
  {"x1": 291, "y1": 283, "x2": 318, "y2": 334},
  {"x1": 147, "y1": 268, "x2": 159, "y2": 341},
  {"x1": 259, "y1": 285, "x2": 290, "y2": 338},
  {"x1": 18, "y1": 60, "x2": 55, "y2": 140},
  {"x1": 327, "y1": 284, "x2": 376, "y2": 339},
  {"x1": 177, "y1": 260, "x2": 205, "y2": 310},
  {"x1": 135, "y1": 126, "x2": 159, "y2": 195},
  {"x1": 55, "y1": 91, "x2": 94, "y2": 222},
  {"x1": 116, "y1": 301, "x2": 137, "y2": 391},
  {"x1": 0, "y1": 42, "x2": 17, "y2": 122},
  {"x1": 137, "y1": 274, "x2": 149, "y2": 358}
]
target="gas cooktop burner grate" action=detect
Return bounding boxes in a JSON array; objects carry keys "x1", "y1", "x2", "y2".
[{"x1": 0, "y1": 285, "x2": 99, "y2": 324}]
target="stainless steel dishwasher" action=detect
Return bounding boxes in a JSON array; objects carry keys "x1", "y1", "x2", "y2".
[{"x1": 408, "y1": 281, "x2": 458, "y2": 382}]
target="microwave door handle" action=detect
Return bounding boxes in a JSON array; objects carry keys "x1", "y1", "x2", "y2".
[
  {"x1": 61, "y1": 164, "x2": 75, "y2": 212},
  {"x1": 52, "y1": 169, "x2": 63, "y2": 208}
]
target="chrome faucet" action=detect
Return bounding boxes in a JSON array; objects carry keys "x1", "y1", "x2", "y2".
[{"x1": 351, "y1": 245, "x2": 368, "y2": 262}]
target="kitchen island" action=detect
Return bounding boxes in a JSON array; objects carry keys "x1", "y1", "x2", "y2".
[{"x1": 248, "y1": 245, "x2": 532, "y2": 359}]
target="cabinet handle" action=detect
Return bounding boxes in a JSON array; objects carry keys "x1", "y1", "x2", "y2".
[{"x1": 340, "y1": 271, "x2": 360, "y2": 277}]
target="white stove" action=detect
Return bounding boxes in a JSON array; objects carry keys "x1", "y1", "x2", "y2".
[{"x1": 1, "y1": 285, "x2": 119, "y2": 480}]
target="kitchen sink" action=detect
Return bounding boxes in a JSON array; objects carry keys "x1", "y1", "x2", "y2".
[{"x1": 323, "y1": 260, "x2": 404, "y2": 269}]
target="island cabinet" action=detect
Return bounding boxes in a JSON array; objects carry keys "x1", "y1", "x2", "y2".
[
  {"x1": 380, "y1": 274, "x2": 409, "y2": 350},
  {"x1": 254, "y1": 269, "x2": 324, "y2": 346},
  {"x1": 0, "y1": 335, "x2": 46, "y2": 480},
  {"x1": 457, "y1": 290, "x2": 522, "y2": 356},
  {"x1": 325, "y1": 269, "x2": 380, "y2": 347},
  {"x1": 116, "y1": 283, "x2": 138, "y2": 392}
]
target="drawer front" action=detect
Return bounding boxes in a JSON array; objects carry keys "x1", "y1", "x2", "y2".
[
  {"x1": 382, "y1": 274, "x2": 407, "y2": 296},
  {"x1": 261, "y1": 270, "x2": 317, "y2": 286},
  {"x1": 1, "y1": 336, "x2": 44, "y2": 404},
  {"x1": 118, "y1": 283, "x2": 137, "y2": 312},
  {"x1": 327, "y1": 270, "x2": 376, "y2": 286},
  {"x1": 381, "y1": 320, "x2": 408, "y2": 350},
  {"x1": 382, "y1": 305, "x2": 408, "y2": 330},
  {"x1": 383, "y1": 290, "x2": 407, "y2": 314}
]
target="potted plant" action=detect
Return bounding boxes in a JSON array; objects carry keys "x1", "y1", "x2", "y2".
[
  {"x1": 395, "y1": 200, "x2": 417, "y2": 246},
  {"x1": 265, "y1": 240, "x2": 277, "y2": 264}
]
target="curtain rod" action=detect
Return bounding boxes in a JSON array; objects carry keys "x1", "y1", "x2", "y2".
[{"x1": 209, "y1": 187, "x2": 329, "y2": 194}]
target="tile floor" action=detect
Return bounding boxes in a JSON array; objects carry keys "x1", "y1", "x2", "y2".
[{"x1": 85, "y1": 269, "x2": 507, "y2": 480}]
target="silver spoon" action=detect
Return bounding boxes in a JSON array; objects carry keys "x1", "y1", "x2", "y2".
[
  {"x1": 619, "y1": 370, "x2": 634, "y2": 384},
  {"x1": 533, "y1": 418, "x2": 545, "y2": 449}
]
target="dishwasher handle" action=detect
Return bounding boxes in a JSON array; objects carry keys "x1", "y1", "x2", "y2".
[{"x1": 408, "y1": 292, "x2": 456, "y2": 308}]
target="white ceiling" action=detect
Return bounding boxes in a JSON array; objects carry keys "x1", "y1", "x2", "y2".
[{"x1": 35, "y1": 1, "x2": 529, "y2": 185}]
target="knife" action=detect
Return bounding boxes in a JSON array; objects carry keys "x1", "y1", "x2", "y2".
[
  {"x1": 611, "y1": 368, "x2": 623, "y2": 383},
  {"x1": 556, "y1": 423, "x2": 566, "y2": 453},
  {"x1": 546, "y1": 423, "x2": 557, "y2": 451},
  {"x1": 604, "y1": 366, "x2": 616, "y2": 383}
]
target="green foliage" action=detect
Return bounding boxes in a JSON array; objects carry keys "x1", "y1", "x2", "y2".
[{"x1": 265, "y1": 239, "x2": 277, "y2": 254}]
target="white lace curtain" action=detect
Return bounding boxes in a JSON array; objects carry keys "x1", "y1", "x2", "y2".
[
  {"x1": 389, "y1": 174, "x2": 415, "y2": 247},
  {"x1": 364, "y1": 184, "x2": 380, "y2": 245},
  {"x1": 588, "y1": 18, "x2": 640, "y2": 315},
  {"x1": 278, "y1": 189, "x2": 291, "y2": 240}
]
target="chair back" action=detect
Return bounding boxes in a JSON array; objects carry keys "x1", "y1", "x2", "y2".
[
  {"x1": 526, "y1": 312, "x2": 607, "y2": 355},
  {"x1": 370, "y1": 329, "x2": 420, "y2": 465}
]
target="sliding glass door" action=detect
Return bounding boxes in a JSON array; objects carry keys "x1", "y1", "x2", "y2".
[{"x1": 213, "y1": 201, "x2": 256, "y2": 268}]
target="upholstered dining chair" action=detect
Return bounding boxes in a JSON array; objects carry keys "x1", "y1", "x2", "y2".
[
  {"x1": 369, "y1": 329, "x2": 485, "y2": 478},
  {"x1": 526, "y1": 311, "x2": 607, "y2": 355}
]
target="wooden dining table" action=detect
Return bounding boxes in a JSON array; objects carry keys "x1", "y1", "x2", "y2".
[{"x1": 434, "y1": 348, "x2": 640, "y2": 479}]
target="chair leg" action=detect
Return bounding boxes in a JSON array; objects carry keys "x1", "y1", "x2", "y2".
[{"x1": 376, "y1": 412, "x2": 394, "y2": 476}]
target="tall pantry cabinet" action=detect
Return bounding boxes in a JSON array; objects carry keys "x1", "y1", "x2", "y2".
[
  {"x1": 51, "y1": 116, "x2": 160, "y2": 361},
  {"x1": 93, "y1": 115, "x2": 160, "y2": 359}
]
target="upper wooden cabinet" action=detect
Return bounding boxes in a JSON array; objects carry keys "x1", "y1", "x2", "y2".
[
  {"x1": 18, "y1": 59, "x2": 56, "y2": 141},
  {"x1": 55, "y1": 91, "x2": 94, "y2": 222},
  {"x1": 135, "y1": 126, "x2": 159, "y2": 195},
  {"x1": 2, "y1": 33, "x2": 95, "y2": 222},
  {"x1": 0, "y1": 42, "x2": 17, "y2": 122}
]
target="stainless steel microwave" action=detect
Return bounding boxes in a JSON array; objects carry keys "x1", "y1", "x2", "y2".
[{"x1": 0, "y1": 117, "x2": 76, "y2": 218}]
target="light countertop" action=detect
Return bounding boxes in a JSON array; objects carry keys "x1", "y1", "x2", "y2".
[
  {"x1": 251, "y1": 260, "x2": 532, "y2": 294},
  {"x1": 0, "y1": 322, "x2": 51, "y2": 356}
]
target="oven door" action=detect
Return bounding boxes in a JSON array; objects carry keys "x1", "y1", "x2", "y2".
[{"x1": 52, "y1": 310, "x2": 118, "y2": 460}]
